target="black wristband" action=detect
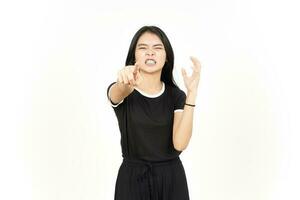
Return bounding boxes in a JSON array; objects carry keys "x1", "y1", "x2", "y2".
[{"x1": 185, "y1": 103, "x2": 196, "y2": 107}]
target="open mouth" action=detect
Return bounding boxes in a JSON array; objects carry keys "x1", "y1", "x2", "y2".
[{"x1": 145, "y1": 59, "x2": 157, "y2": 66}]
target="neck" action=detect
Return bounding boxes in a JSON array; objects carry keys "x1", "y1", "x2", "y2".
[{"x1": 138, "y1": 70, "x2": 163, "y2": 93}]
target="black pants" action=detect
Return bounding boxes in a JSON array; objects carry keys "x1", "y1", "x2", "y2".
[{"x1": 114, "y1": 156, "x2": 190, "y2": 200}]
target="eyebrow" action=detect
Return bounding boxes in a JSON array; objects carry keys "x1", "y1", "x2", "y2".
[{"x1": 137, "y1": 43, "x2": 164, "y2": 47}]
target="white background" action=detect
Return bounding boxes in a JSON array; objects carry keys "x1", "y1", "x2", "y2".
[{"x1": 0, "y1": 0, "x2": 299, "y2": 199}]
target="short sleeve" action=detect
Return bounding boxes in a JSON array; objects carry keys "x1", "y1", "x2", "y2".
[
  {"x1": 174, "y1": 88, "x2": 186, "y2": 112},
  {"x1": 107, "y1": 81, "x2": 124, "y2": 107}
]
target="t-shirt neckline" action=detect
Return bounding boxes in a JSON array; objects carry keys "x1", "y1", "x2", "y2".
[{"x1": 134, "y1": 82, "x2": 165, "y2": 98}]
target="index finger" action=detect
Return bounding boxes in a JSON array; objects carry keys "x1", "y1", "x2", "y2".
[
  {"x1": 190, "y1": 56, "x2": 201, "y2": 72},
  {"x1": 133, "y1": 62, "x2": 140, "y2": 73},
  {"x1": 190, "y1": 56, "x2": 201, "y2": 67}
]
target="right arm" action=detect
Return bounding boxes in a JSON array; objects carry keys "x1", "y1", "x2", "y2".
[
  {"x1": 108, "y1": 82, "x2": 134, "y2": 104},
  {"x1": 108, "y1": 62, "x2": 142, "y2": 104}
]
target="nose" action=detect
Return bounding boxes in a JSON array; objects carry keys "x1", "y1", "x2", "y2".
[{"x1": 145, "y1": 49, "x2": 155, "y2": 56}]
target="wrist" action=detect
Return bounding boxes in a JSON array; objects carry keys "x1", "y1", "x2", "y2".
[
  {"x1": 186, "y1": 93, "x2": 197, "y2": 105},
  {"x1": 187, "y1": 89, "x2": 197, "y2": 94},
  {"x1": 185, "y1": 102, "x2": 196, "y2": 107},
  {"x1": 115, "y1": 82, "x2": 133, "y2": 93}
]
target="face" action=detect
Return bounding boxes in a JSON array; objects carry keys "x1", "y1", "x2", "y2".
[{"x1": 135, "y1": 32, "x2": 167, "y2": 74}]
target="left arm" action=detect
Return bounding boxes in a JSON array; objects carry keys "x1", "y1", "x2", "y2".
[
  {"x1": 173, "y1": 91, "x2": 197, "y2": 151},
  {"x1": 172, "y1": 56, "x2": 201, "y2": 151}
]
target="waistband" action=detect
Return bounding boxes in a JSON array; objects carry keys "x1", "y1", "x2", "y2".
[{"x1": 122, "y1": 156, "x2": 181, "y2": 167}]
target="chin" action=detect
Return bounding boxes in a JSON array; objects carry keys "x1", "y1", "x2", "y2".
[{"x1": 141, "y1": 66, "x2": 163, "y2": 74}]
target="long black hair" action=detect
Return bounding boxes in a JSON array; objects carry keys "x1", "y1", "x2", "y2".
[{"x1": 125, "y1": 25, "x2": 179, "y2": 89}]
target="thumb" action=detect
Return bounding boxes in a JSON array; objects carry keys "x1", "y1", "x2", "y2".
[{"x1": 181, "y1": 67, "x2": 187, "y2": 77}]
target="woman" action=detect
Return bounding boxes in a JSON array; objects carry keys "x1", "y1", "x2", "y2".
[{"x1": 106, "y1": 25, "x2": 201, "y2": 200}]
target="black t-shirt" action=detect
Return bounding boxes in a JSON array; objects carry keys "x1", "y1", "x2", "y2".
[{"x1": 107, "y1": 81, "x2": 187, "y2": 161}]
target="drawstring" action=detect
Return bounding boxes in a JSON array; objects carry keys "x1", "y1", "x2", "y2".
[
  {"x1": 136, "y1": 162, "x2": 154, "y2": 199},
  {"x1": 123, "y1": 157, "x2": 180, "y2": 200}
]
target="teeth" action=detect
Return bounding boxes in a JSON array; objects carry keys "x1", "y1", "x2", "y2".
[{"x1": 145, "y1": 59, "x2": 156, "y2": 65}]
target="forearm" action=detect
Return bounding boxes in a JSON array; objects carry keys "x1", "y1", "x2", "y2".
[
  {"x1": 109, "y1": 82, "x2": 134, "y2": 103},
  {"x1": 174, "y1": 91, "x2": 197, "y2": 151}
]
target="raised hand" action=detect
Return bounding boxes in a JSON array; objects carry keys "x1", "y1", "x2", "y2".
[
  {"x1": 181, "y1": 56, "x2": 202, "y2": 93},
  {"x1": 117, "y1": 61, "x2": 143, "y2": 88},
  {"x1": 132, "y1": 62, "x2": 143, "y2": 86}
]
